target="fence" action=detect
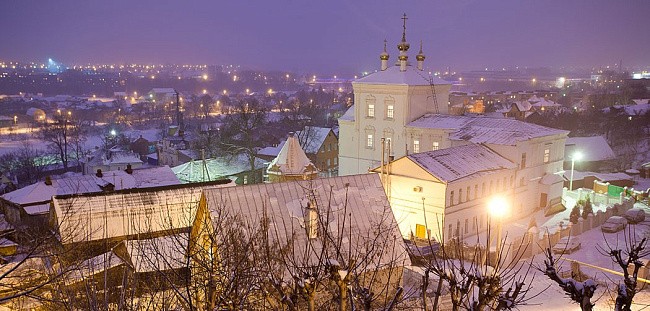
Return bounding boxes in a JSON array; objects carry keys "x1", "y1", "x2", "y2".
[{"x1": 508, "y1": 193, "x2": 635, "y2": 261}]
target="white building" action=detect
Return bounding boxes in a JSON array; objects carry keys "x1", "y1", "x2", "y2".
[{"x1": 339, "y1": 17, "x2": 569, "y2": 241}]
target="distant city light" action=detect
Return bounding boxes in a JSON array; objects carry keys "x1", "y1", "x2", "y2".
[{"x1": 202, "y1": 74, "x2": 208, "y2": 80}]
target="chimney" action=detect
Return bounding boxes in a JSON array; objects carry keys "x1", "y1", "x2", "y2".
[
  {"x1": 125, "y1": 164, "x2": 133, "y2": 174},
  {"x1": 305, "y1": 201, "x2": 318, "y2": 239},
  {"x1": 96, "y1": 169, "x2": 103, "y2": 178},
  {"x1": 44, "y1": 176, "x2": 52, "y2": 186}
]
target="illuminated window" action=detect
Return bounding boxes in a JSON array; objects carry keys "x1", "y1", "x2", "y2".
[
  {"x1": 413, "y1": 140, "x2": 420, "y2": 153},
  {"x1": 386, "y1": 104, "x2": 394, "y2": 119},
  {"x1": 544, "y1": 149, "x2": 550, "y2": 163},
  {"x1": 243, "y1": 175, "x2": 248, "y2": 184},
  {"x1": 432, "y1": 141, "x2": 439, "y2": 151},
  {"x1": 366, "y1": 134, "x2": 373, "y2": 148},
  {"x1": 367, "y1": 104, "x2": 375, "y2": 117}
]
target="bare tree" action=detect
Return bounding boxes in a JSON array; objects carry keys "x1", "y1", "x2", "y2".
[
  {"x1": 219, "y1": 98, "x2": 267, "y2": 182},
  {"x1": 415, "y1": 213, "x2": 537, "y2": 310},
  {"x1": 40, "y1": 118, "x2": 86, "y2": 171}
]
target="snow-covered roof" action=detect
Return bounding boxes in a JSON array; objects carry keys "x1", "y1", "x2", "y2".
[
  {"x1": 258, "y1": 142, "x2": 285, "y2": 158},
  {"x1": 125, "y1": 234, "x2": 188, "y2": 273},
  {"x1": 407, "y1": 144, "x2": 516, "y2": 182},
  {"x1": 562, "y1": 171, "x2": 632, "y2": 182},
  {"x1": 51, "y1": 183, "x2": 218, "y2": 243},
  {"x1": 407, "y1": 114, "x2": 569, "y2": 145},
  {"x1": 353, "y1": 65, "x2": 450, "y2": 86},
  {"x1": 85, "y1": 149, "x2": 143, "y2": 167},
  {"x1": 66, "y1": 250, "x2": 124, "y2": 285},
  {"x1": 338, "y1": 105, "x2": 355, "y2": 122},
  {"x1": 172, "y1": 154, "x2": 267, "y2": 184},
  {"x1": 296, "y1": 127, "x2": 334, "y2": 154},
  {"x1": 565, "y1": 136, "x2": 615, "y2": 162},
  {"x1": 201, "y1": 174, "x2": 409, "y2": 274},
  {"x1": 2, "y1": 166, "x2": 180, "y2": 206},
  {"x1": 268, "y1": 133, "x2": 316, "y2": 175}
]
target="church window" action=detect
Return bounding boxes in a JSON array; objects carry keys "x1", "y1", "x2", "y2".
[
  {"x1": 386, "y1": 104, "x2": 394, "y2": 119},
  {"x1": 366, "y1": 134, "x2": 373, "y2": 148},
  {"x1": 432, "y1": 141, "x2": 439, "y2": 151},
  {"x1": 413, "y1": 140, "x2": 420, "y2": 153},
  {"x1": 544, "y1": 149, "x2": 550, "y2": 163},
  {"x1": 449, "y1": 191, "x2": 454, "y2": 206},
  {"x1": 367, "y1": 104, "x2": 375, "y2": 118}
]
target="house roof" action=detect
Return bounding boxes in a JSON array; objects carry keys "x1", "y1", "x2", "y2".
[
  {"x1": 172, "y1": 154, "x2": 267, "y2": 183},
  {"x1": 353, "y1": 65, "x2": 450, "y2": 86},
  {"x1": 51, "y1": 183, "x2": 222, "y2": 243},
  {"x1": 125, "y1": 234, "x2": 188, "y2": 273},
  {"x1": 565, "y1": 136, "x2": 616, "y2": 162},
  {"x1": 407, "y1": 144, "x2": 516, "y2": 182},
  {"x1": 407, "y1": 114, "x2": 569, "y2": 146},
  {"x1": 2, "y1": 166, "x2": 180, "y2": 206},
  {"x1": 296, "y1": 127, "x2": 334, "y2": 154},
  {"x1": 268, "y1": 133, "x2": 316, "y2": 175},
  {"x1": 338, "y1": 105, "x2": 355, "y2": 122},
  {"x1": 201, "y1": 174, "x2": 409, "y2": 276},
  {"x1": 84, "y1": 149, "x2": 143, "y2": 167}
]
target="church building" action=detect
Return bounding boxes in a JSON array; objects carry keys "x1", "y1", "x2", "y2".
[{"x1": 339, "y1": 16, "x2": 569, "y2": 241}]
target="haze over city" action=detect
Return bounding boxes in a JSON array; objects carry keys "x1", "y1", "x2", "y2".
[
  {"x1": 2, "y1": 0, "x2": 650, "y2": 74},
  {"x1": 1, "y1": 1, "x2": 650, "y2": 310}
]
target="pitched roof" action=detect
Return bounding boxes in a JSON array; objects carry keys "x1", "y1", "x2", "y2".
[
  {"x1": 268, "y1": 133, "x2": 316, "y2": 175},
  {"x1": 172, "y1": 154, "x2": 267, "y2": 183},
  {"x1": 338, "y1": 105, "x2": 355, "y2": 122},
  {"x1": 51, "y1": 184, "x2": 218, "y2": 243},
  {"x1": 125, "y1": 234, "x2": 188, "y2": 273},
  {"x1": 407, "y1": 114, "x2": 569, "y2": 145},
  {"x1": 565, "y1": 136, "x2": 615, "y2": 162},
  {"x1": 2, "y1": 166, "x2": 180, "y2": 206},
  {"x1": 296, "y1": 127, "x2": 334, "y2": 154},
  {"x1": 201, "y1": 174, "x2": 409, "y2": 273},
  {"x1": 407, "y1": 144, "x2": 516, "y2": 182},
  {"x1": 353, "y1": 65, "x2": 450, "y2": 86}
]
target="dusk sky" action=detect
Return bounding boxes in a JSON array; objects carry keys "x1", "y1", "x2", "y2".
[{"x1": 1, "y1": 0, "x2": 649, "y2": 75}]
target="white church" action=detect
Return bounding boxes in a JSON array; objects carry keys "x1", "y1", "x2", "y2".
[{"x1": 338, "y1": 16, "x2": 569, "y2": 242}]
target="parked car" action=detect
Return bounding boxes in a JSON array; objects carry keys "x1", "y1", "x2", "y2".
[
  {"x1": 601, "y1": 216, "x2": 628, "y2": 233},
  {"x1": 552, "y1": 236, "x2": 581, "y2": 254},
  {"x1": 624, "y1": 208, "x2": 646, "y2": 224}
]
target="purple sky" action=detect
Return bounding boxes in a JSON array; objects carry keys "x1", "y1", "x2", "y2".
[{"x1": 1, "y1": 0, "x2": 648, "y2": 75}]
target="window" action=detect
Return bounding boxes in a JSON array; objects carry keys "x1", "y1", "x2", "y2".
[
  {"x1": 326, "y1": 159, "x2": 331, "y2": 167},
  {"x1": 367, "y1": 103, "x2": 375, "y2": 117},
  {"x1": 413, "y1": 140, "x2": 420, "y2": 153},
  {"x1": 464, "y1": 219, "x2": 469, "y2": 234},
  {"x1": 482, "y1": 183, "x2": 486, "y2": 197},
  {"x1": 448, "y1": 224, "x2": 453, "y2": 238},
  {"x1": 466, "y1": 186, "x2": 470, "y2": 201},
  {"x1": 243, "y1": 175, "x2": 248, "y2": 184},
  {"x1": 449, "y1": 191, "x2": 454, "y2": 206},
  {"x1": 489, "y1": 180, "x2": 493, "y2": 194},
  {"x1": 432, "y1": 141, "x2": 439, "y2": 151},
  {"x1": 521, "y1": 153, "x2": 527, "y2": 169},
  {"x1": 386, "y1": 104, "x2": 394, "y2": 119},
  {"x1": 474, "y1": 185, "x2": 478, "y2": 200},
  {"x1": 327, "y1": 144, "x2": 332, "y2": 152},
  {"x1": 503, "y1": 177, "x2": 507, "y2": 190},
  {"x1": 366, "y1": 134, "x2": 373, "y2": 148},
  {"x1": 334, "y1": 157, "x2": 338, "y2": 165},
  {"x1": 544, "y1": 149, "x2": 550, "y2": 163},
  {"x1": 510, "y1": 176, "x2": 514, "y2": 187},
  {"x1": 458, "y1": 188, "x2": 463, "y2": 204}
]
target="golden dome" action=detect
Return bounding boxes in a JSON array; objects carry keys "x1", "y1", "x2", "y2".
[
  {"x1": 398, "y1": 54, "x2": 408, "y2": 61},
  {"x1": 380, "y1": 39, "x2": 390, "y2": 60}
]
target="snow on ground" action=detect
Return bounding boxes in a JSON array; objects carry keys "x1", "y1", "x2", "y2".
[{"x1": 521, "y1": 200, "x2": 650, "y2": 310}]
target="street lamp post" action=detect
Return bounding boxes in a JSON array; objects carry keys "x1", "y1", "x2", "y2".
[
  {"x1": 569, "y1": 151, "x2": 583, "y2": 191},
  {"x1": 488, "y1": 196, "x2": 509, "y2": 262}
]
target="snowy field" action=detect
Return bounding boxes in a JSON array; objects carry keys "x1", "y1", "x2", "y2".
[{"x1": 0, "y1": 128, "x2": 161, "y2": 156}]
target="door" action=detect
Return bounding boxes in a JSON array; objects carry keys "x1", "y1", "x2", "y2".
[{"x1": 540, "y1": 192, "x2": 548, "y2": 208}]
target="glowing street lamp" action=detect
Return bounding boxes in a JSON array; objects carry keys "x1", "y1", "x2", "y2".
[
  {"x1": 569, "y1": 151, "x2": 583, "y2": 191},
  {"x1": 488, "y1": 196, "x2": 509, "y2": 258}
]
